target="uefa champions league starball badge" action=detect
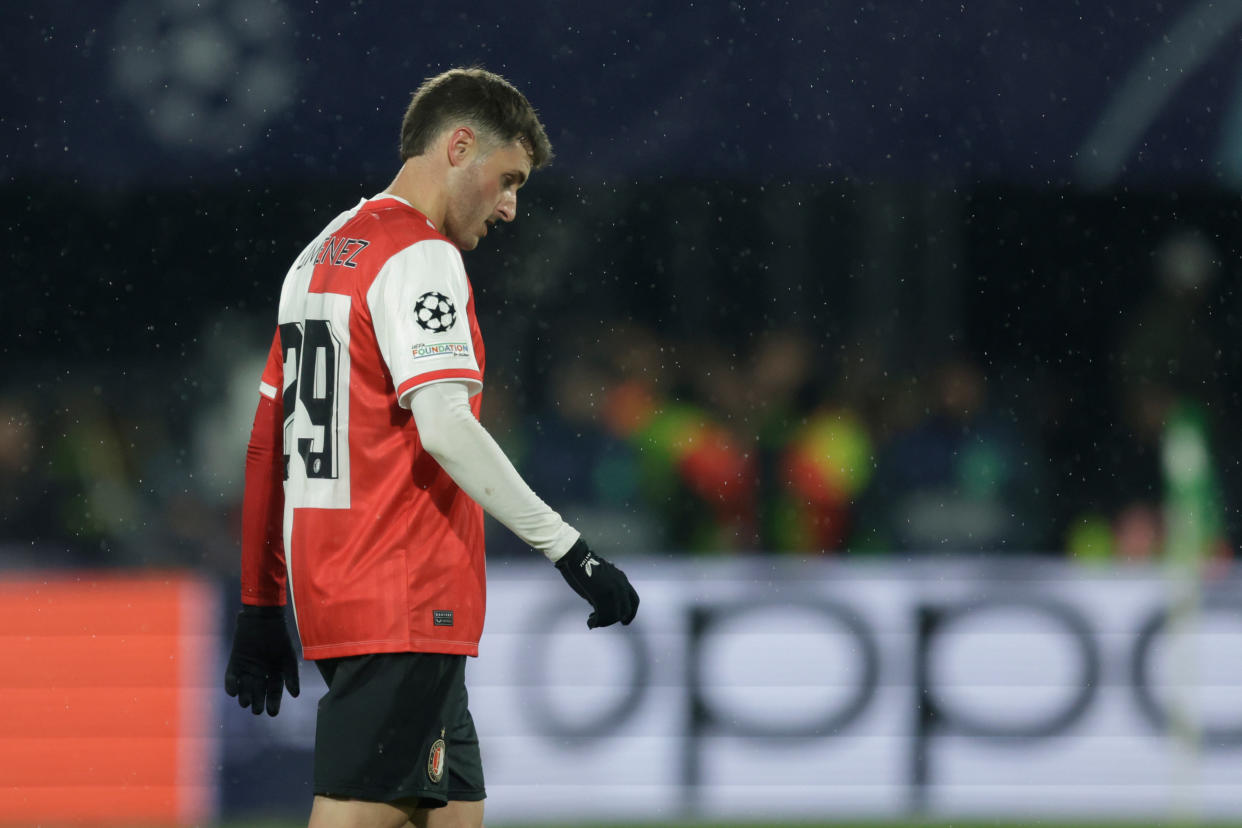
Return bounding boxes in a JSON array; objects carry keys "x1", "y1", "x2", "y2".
[
  {"x1": 428, "y1": 728, "x2": 446, "y2": 783},
  {"x1": 414, "y1": 291, "x2": 458, "y2": 333}
]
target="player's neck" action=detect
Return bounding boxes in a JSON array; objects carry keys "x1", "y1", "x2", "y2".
[{"x1": 382, "y1": 159, "x2": 447, "y2": 230}]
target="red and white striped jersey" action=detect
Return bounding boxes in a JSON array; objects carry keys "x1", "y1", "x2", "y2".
[{"x1": 245, "y1": 194, "x2": 488, "y2": 659}]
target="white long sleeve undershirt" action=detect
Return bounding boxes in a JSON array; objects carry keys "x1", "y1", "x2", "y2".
[{"x1": 407, "y1": 381, "x2": 580, "y2": 562}]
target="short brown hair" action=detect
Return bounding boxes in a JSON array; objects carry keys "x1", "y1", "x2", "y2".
[{"x1": 399, "y1": 67, "x2": 553, "y2": 169}]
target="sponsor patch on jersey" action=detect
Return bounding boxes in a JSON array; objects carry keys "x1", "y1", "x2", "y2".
[
  {"x1": 433, "y1": 610, "x2": 454, "y2": 626},
  {"x1": 411, "y1": 342, "x2": 470, "y2": 360}
]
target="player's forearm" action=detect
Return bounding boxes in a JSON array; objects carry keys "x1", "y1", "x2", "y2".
[
  {"x1": 240, "y1": 393, "x2": 289, "y2": 604},
  {"x1": 409, "y1": 382, "x2": 579, "y2": 561}
]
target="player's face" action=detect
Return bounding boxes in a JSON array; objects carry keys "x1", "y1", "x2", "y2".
[{"x1": 444, "y1": 139, "x2": 531, "y2": 251}]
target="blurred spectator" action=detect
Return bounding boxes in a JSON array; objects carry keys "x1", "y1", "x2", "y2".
[
  {"x1": 517, "y1": 342, "x2": 655, "y2": 558},
  {"x1": 0, "y1": 393, "x2": 86, "y2": 563},
  {"x1": 187, "y1": 311, "x2": 274, "y2": 573},
  {"x1": 773, "y1": 406, "x2": 873, "y2": 553},
  {"x1": 749, "y1": 332, "x2": 814, "y2": 539},
  {"x1": 46, "y1": 390, "x2": 137, "y2": 561},
  {"x1": 599, "y1": 331, "x2": 758, "y2": 553},
  {"x1": 850, "y1": 354, "x2": 1051, "y2": 554},
  {"x1": 1116, "y1": 227, "x2": 1225, "y2": 409},
  {"x1": 744, "y1": 330, "x2": 874, "y2": 553},
  {"x1": 1074, "y1": 228, "x2": 1236, "y2": 564}
]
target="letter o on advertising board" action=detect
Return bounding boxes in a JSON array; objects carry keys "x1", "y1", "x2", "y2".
[
  {"x1": 923, "y1": 596, "x2": 1101, "y2": 740},
  {"x1": 517, "y1": 599, "x2": 651, "y2": 740},
  {"x1": 1130, "y1": 596, "x2": 1242, "y2": 747},
  {"x1": 689, "y1": 598, "x2": 880, "y2": 740}
]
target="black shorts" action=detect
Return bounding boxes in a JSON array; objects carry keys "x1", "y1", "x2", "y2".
[{"x1": 313, "y1": 652, "x2": 486, "y2": 807}]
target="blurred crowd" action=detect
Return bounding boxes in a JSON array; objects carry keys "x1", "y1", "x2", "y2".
[
  {"x1": 1, "y1": 226, "x2": 1235, "y2": 573},
  {"x1": 483, "y1": 321, "x2": 1047, "y2": 559}
]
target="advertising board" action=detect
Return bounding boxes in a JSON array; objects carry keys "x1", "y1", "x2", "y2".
[{"x1": 220, "y1": 558, "x2": 1242, "y2": 823}]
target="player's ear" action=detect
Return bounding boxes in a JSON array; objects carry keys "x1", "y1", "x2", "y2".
[{"x1": 447, "y1": 127, "x2": 476, "y2": 168}]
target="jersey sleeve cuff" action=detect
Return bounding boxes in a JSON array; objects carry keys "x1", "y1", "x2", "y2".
[
  {"x1": 241, "y1": 587, "x2": 287, "y2": 605},
  {"x1": 543, "y1": 525, "x2": 582, "y2": 563},
  {"x1": 258, "y1": 381, "x2": 279, "y2": 400},
  {"x1": 397, "y1": 370, "x2": 483, "y2": 408}
]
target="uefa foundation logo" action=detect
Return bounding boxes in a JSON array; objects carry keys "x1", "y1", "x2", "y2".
[{"x1": 110, "y1": 0, "x2": 297, "y2": 155}]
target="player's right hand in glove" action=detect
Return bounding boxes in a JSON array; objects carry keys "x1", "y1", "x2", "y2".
[
  {"x1": 224, "y1": 604, "x2": 300, "y2": 716},
  {"x1": 555, "y1": 538, "x2": 640, "y2": 628}
]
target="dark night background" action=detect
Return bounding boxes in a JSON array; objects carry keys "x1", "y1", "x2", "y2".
[{"x1": 5, "y1": 0, "x2": 1242, "y2": 568}]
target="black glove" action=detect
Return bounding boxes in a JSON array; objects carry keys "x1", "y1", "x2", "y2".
[
  {"x1": 555, "y1": 538, "x2": 640, "y2": 628},
  {"x1": 224, "y1": 604, "x2": 300, "y2": 716}
]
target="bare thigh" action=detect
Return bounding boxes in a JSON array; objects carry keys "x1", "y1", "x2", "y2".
[
  {"x1": 307, "y1": 794, "x2": 419, "y2": 828},
  {"x1": 408, "y1": 799, "x2": 484, "y2": 828}
]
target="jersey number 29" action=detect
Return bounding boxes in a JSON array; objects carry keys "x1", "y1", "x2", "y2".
[
  {"x1": 279, "y1": 318, "x2": 343, "y2": 481},
  {"x1": 277, "y1": 290, "x2": 352, "y2": 509}
]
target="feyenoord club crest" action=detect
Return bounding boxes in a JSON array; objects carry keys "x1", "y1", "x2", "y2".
[{"x1": 428, "y1": 729, "x2": 446, "y2": 783}]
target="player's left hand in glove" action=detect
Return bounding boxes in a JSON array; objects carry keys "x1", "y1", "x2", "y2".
[
  {"x1": 555, "y1": 538, "x2": 640, "y2": 628},
  {"x1": 224, "y1": 604, "x2": 300, "y2": 716}
]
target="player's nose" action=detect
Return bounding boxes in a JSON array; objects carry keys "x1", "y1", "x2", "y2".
[{"x1": 495, "y1": 192, "x2": 517, "y2": 223}]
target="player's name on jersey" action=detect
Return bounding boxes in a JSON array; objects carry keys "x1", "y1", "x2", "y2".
[
  {"x1": 298, "y1": 235, "x2": 371, "y2": 270},
  {"x1": 412, "y1": 342, "x2": 470, "y2": 359}
]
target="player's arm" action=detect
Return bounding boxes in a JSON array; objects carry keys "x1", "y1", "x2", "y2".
[
  {"x1": 225, "y1": 333, "x2": 300, "y2": 717},
  {"x1": 409, "y1": 381, "x2": 639, "y2": 628},
  {"x1": 368, "y1": 239, "x2": 637, "y2": 627},
  {"x1": 239, "y1": 388, "x2": 287, "y2": 606}
]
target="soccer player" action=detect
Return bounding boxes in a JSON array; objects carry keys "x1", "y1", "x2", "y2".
[{"x1": 223, "y1": 68, "x2": 639, "y2": 828}]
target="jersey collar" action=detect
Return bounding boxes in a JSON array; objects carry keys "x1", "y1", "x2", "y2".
[{"x1": 361, "y1": 193, "x2": 438, "y2": 231}]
